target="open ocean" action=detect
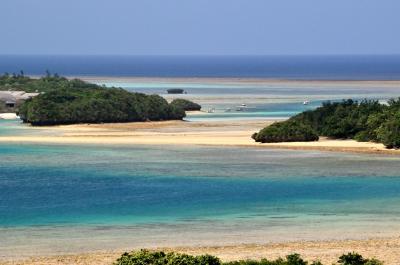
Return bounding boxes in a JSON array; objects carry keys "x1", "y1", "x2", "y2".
[
  {"x1": 1, "y1": 55, "x2": 400, "y2": 257},
  {"x1": 1, "y1": 55, "x2": 400, "y2": 79}
]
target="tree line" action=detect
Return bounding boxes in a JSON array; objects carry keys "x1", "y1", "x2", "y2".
[{"x1": 253, "y1": 99, "x2": 400, "y2": 149}]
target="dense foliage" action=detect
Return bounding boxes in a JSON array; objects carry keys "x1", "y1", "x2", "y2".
[
  {"x1": 19, "y1": 87, "x2": 185, "y2": 125},
  {"x1": 252, "y1": 120, "x2": 319, "y2": 143},
  {"x1": 0, "y1": 71, "x2": 99, "y2": 93},
  {"x1": 254, "y1": 99, "x2": 400, "y2": 149},
  {"x1": 170, "y1": 98, "x2": 202, "y2": 111},
  {"x1": 2, "y1": 73, "x2": 186, "y2": 125},
  {"x1": 115, "y1": 250, "x2": 220, "y2": 265},
  {"x1": 292, "y1": 100, "x2": 385, "y2": 140},
  {"x1": 338, "y1": 252, "x2": 383, "y2": 265},
  {"x1": 114, "y1": 250, "x2": 382, "y2": 265}
]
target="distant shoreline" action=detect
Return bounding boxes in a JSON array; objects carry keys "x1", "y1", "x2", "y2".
[{"x1": 27, "y1": 75, "x2": 400, "y2": 85}]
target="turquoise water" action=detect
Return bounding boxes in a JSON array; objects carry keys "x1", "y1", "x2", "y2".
[
  {"x1": 0, "y1": 119, "x2": 24, "y2": 136},
  {"x1": 95, "y1": 79, "x2": 400, "y2": 121},
  {"x1": 2, "y1": 75, "x2": 400, "y2": 255},
  {"x1": 185, "y1": 101, "x2": 323, "y2": 121},
  {"x1": 1, "y1": 143, "x2": 400, "y2": 255},
  {"x1": 2, "y1": 119, "x2": 400, "y2": 256},
  {"x1": 0, "y1": 119, "x2": 59, "y2": 137},
  {"x1": 1, "y1": 143, "x2": 400, "y2": 227}
]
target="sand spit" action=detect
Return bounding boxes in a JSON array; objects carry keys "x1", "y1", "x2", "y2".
[{"x1": 0, "y1": 120, "x2": 399, "y2": 155}]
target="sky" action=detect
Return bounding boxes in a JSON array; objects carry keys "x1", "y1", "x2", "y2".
[{"x1": 1, "y1": 0, "x2": 400, "y2": 56}]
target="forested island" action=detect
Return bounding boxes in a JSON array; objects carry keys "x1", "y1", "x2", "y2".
[
  {"x1": 253, "y1": 99, "x2": 400, "y2": 149},
  {"x1": 0, "y1": 73, "x2": 201, "y2": 126},
  {"x1": 170, "y1": 98, "x2": 202, "y2": 111}
]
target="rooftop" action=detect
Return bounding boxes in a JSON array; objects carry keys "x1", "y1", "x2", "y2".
[{"x1": 0, "y1": 91, "x2": 40, "y2": 102}]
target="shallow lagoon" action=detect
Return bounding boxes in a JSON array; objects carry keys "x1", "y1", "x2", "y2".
[
  {"x1": 1, "y1": 77, "x2": 400, "y2": 256},
  {"x1": 95, "y1": 78, "x2": 400, "y2": 121},
  {"x1": 1, "y1": 143, "x2": 400, "y2": 256}
]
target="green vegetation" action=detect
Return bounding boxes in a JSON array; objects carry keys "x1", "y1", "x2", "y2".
[
  {"x1": 115, "y1": 250, "x2": 220, "y2": 265},
  {"x1": 253, "y1": 99, "x2": 400, "y2": 149},
  {"x1": 0, "y1": 73, "x2": 189, "y2": 125},
  {"x1": 170, "y1": 98, "x2": 202, "y2": 111},
  {"x1": 0, "y1": 71, "x2": 98, "y2": 93},
  {"x1": 19, "y1": 87, "x2": 186, "y2": 125},
  {"x1": 338, "y1": 252, "x2": 383, "y2": 265},
  {"x1": 114, "y1": 250, "x2": 382, "y2": 265},
  {"x1": 252, "y1": 120, "x2": 319, "y2": 143}
]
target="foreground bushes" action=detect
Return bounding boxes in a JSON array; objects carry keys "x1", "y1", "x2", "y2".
[
  {"x1": 114, "y1": 250, "x2": 383, "y2": 265},
  {"x1": 253, "y1": 99, "x2": 400, "y2": 149},
  {"x1": 115, "y1": 250, "x2": 220, "y2": 265}
]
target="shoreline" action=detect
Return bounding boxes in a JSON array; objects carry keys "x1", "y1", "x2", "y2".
[
  {"x1": 0, "y1": 120, "x2": 399, "y2": 155},
  {"x1": 77, "y1": 76, "x2": 400, "y2": 87},
  {"x1": 2, "y1": 236, "x2": 400, "y2": 265}
]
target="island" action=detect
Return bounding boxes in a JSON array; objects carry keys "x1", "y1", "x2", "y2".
[
  {"x1": 0, "y1": 73, "x2": 203, "y2": 126},
  {"x1": 170, "y1": 98, "x2": 201, "y2": 111},
  {"x1": 167, "y1": 88, "x2": 185, "y2": 94},
  {"x1": 253, "y1": 99, "x2": 400, "y2": 149}
]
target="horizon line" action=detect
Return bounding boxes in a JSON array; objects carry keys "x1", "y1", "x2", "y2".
[{"x1": 1, "y1": 53, "x2": 400, "y2": 57}]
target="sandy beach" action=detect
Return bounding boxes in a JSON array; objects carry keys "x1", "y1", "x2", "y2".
[
  {"x1": 1, "y1": 236, "x2": 400, "y2": 265},
  {"x1": 0, "y1": 118, "x2": 398, "y2": 155}
]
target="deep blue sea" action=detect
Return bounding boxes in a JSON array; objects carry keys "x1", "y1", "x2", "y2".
[{"x1": 1, "y1": 55, "x2": 400, "y2": 79}]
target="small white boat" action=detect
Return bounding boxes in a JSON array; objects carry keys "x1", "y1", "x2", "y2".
[
  {"x1": 0, "y1": 113, "x2": 19, "y2": 120},
  {"x1": 235, "y1": 103, "x2": 256, "y2": 111},
  {"x1": 303, "y1": 100, "x2": 310, "y2": 105}
]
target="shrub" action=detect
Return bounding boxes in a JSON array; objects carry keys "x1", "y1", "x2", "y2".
[
  {"x1": 286, "y1": 254, "x2": 308, "y2": 265},
  {"x1": 115, "y1": 250, "x2": 384, "y2": 265},
  {"x1": 170, "y1": 99, "x2": 202, "y2": 111},
  {"x1": 114, "y1": 250, "x2": 221, "y2": 265},
  {"x1": 376, "y1": 112, "x2": 400, "y2": 149},
  {"x1": 252, "y1": 120, "x2": 319, "y2": 143},
  {"x1": 338, "y1": 252, "x2": 366, "y2": 265}
]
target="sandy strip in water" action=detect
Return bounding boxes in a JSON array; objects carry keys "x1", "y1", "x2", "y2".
[
  {"x1": 0, "y1": 119, "x2": 398, "y2": 155},
  {"x1": 75, "y1": 76, "x2": 400, "y2": 87}
]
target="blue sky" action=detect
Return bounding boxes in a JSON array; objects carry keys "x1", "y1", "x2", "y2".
[{"x1": 1, "y1": 0, "x2": 400, "y2": 55}]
